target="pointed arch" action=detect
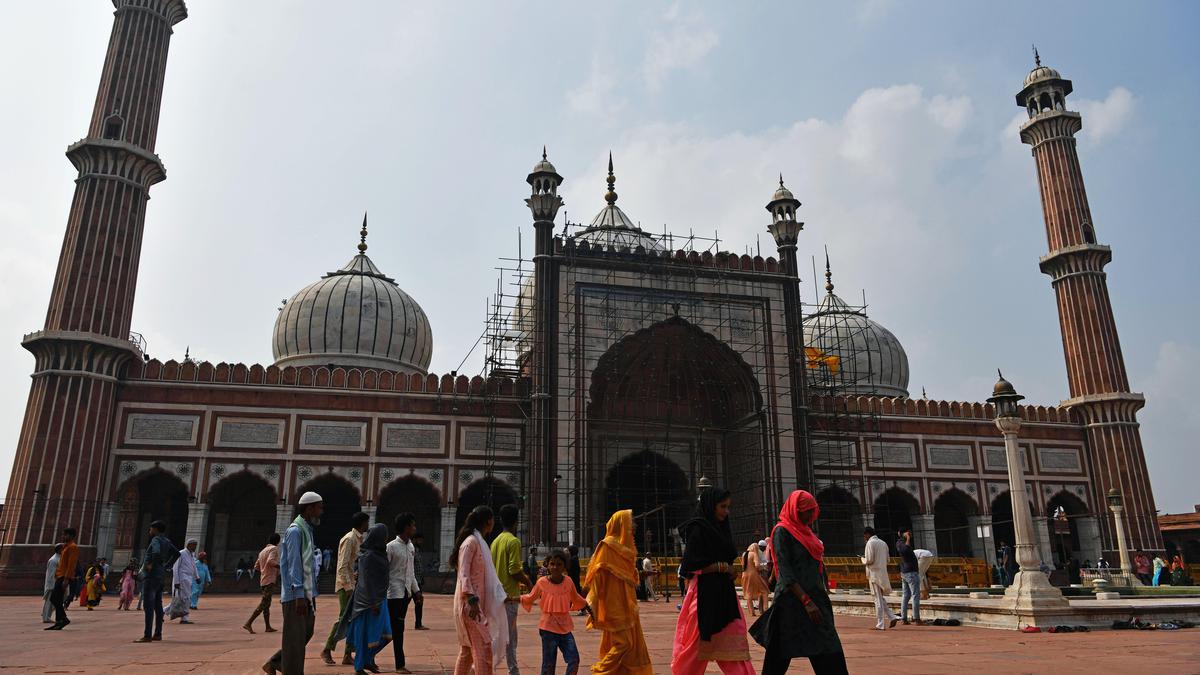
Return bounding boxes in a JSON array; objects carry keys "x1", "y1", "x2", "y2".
[{"x1": 206, "y1": 471, "x2": 277, "y2": 572}]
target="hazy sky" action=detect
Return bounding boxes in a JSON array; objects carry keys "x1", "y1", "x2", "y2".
[{"x1": 1, "y1": 1, "x2": 1197, "y2": 513}]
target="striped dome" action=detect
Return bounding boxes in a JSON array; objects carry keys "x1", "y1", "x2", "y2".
[
  {"x1": 272, "y1": 253, "x2": 433, "y2": 374},
  {"x1": 803, "y1": 289, "x2": 909, "y2": 398}
]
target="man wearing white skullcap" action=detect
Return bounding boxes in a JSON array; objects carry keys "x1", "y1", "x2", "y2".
[{"x1": 264, "y1": 491, "x2": 323, "y2": 674}]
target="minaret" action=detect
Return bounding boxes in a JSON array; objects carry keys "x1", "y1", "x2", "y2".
[
  {"x1": 525, "y1": 147, "x2": 564, "y2": 545},
  {"x1": 0, "y1": 0, "x2": 187, "y2": 587},
  {"x1": 766, "y1": 176, "x2": 813, "y2": 491},
  {"x1": 1016, "y1": 52, "x2": 1162, "y2": 553}
]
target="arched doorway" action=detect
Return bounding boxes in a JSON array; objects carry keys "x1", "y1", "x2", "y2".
[
  {"x1": 1046, "y1": 490, "x2": 1087, "y2": 566},
  {"x1": 114, "y1": 470, "x2": 189, "y2": 560},
  {"x1": 378, "y1": 475, "x2": 441, "y2": 553},
  {"x1": 295, "y1": 474, "x2": 362, "y2": 555},
  {"x1": 456, "y1": 477, "x2": 519, "y2": 542},
  {"x1": 605, "y1": 450, "x2": 691, "y2": 557},
  {"x1": 873, "y1": 487, "x2": 918, "y2": 553},
  {"x1": 991, "y1": 493, "x2": 1014, "y2": 559},
  {"x1": 206, "y1": 472, "x2": 277, "y2": 572},
  {"x1": 933, "y1": 489, "x2": 978, "y2": 556},
  {"x1": 587, "y1": 316, "x2": 770, "y2": 548},
  {"x1": 816, "y1": 486, "x2": 861, "y2": 556}
]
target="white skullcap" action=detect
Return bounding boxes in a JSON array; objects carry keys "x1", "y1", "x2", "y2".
[
  {"x1": 298, "y1": 491, "x2": 323, "y2": 505},
  {"x1": 758, "y1": 539, "x2": 768, "y2": 548}
]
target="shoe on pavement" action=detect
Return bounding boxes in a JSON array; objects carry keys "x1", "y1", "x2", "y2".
[
  {"x1": 264, "y1": 626, "x2": 277, "y2": 632},
  {"x1": 152, "y1": 635, "x2": 162, "y2": 641},
  {"x1": 413, "y1": 625, "x2": 428, "y2": 631},
  {"x1": 342, "y1": 654, "x2": 355, "y2": 666},
  {"x1": 889, "y1": 618, "x2": 898, "y2": 628},
  {"x1": 321, "y1": 650, "x2": 335, "y2": 666},
  {"x1": 262, "y1": 664, "x2": 277, "y2": 675},
  {"x1": 133, "y1": 636, "x2": 153, "y2": 643},
  {"x1": 396, "y1": 669, "x2": 413, "y2": 674}
]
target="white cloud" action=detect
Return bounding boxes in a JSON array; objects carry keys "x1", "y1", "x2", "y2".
[
  {"x1": 642, "y1": 5, "x2": 719, "y2": 91},
  {"x1": 1076, "y1": 86, "x2": 1135, "y2": 145},
  {"x1": 1138, "y1": 340, "x2": 1200, "y2": 513},
  {"x1": 567, "y1": 57, "x2": 624, "y2": 116},
  {"x1": 857, "y1": 0, "x2": 897, "y2": 22}
]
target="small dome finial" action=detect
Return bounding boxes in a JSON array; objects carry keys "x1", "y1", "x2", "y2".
[
  {"x1": 779, "y1": 172, "x2": 785, "y2": 188},
  {"x1": 358, "y1": 212, "x2": 368, "y2": 253},
  {"x1": 1033, "y1": 44, "x2": 1041, "y2": 67},
  {"x1": 824, "y1": 246, "x2": 835, "y2": 293},
  {"x1": 604, "y1": 151, "x2": 618, "y2": 205},
  {"x1": 542, "y1": 145, "x2": 548, "y2": 161}
]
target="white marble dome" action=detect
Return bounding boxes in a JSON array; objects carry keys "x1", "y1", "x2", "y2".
[
  {"x1": 272, "y1": 251, "x2": 433, "y2": 374},
  {"x1": 803, "y1": 281, "x2": 909, "y2": 398}
]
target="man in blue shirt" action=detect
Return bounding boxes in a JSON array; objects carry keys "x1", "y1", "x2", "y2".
[
  {"x1": 263, "y1": 491, "x2": 323, "y2": 675},
  {"x1": 134, "y1": 520, "x2": 177, "y2": 643}
]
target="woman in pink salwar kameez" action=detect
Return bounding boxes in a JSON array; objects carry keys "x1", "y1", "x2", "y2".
[
  {"x1": 118, "y1": 563, "x2": 136, "y2": 610},
  {"x1": 450, "y1": 505, "x2": 509, "y2": 675},
  {"x1": 671, "y1": 486, "x2": 756, "y2": 675}
]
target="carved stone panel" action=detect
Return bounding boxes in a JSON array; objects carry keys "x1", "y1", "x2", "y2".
[{"x1": 125, "y1": 413, "x2": 199, "y2": 446}]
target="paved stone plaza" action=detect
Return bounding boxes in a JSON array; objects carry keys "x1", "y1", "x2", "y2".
[{"x1": 3, "y1": 594, "x2": 1198, "y2": 673}]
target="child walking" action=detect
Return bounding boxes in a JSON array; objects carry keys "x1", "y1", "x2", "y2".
[{"x1": 521, "y1": 550, "x2": 592, "y2": 675}]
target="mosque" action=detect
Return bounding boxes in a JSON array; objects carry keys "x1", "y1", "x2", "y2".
[{"x1": 0, "y1": 1, "x2": 1164, "y2": 590}]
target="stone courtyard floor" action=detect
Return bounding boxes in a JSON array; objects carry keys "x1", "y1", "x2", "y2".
[{"x1": 3, "y1": 594, "x2": 1198, "y2": 673}]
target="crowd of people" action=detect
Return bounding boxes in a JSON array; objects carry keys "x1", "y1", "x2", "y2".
[{"x1": 35, "y1": 488, "x2": 1193, "y2": 674}]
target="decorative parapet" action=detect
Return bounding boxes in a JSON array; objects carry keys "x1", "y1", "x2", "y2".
[
  {"x1": 809, "y1": 394, "x2": 1076, "y2": 425},
  {"x1": 125, "y1": 358, "x2": 528, "y2": 398},
  {"x1": 557, "y1": 237, "x2": 781, "y2": 274}
]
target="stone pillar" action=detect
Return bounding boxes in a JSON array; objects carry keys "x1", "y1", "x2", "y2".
[
  {"x1": 912, "y1": 514, "x2": 937, "y2": 555},
  {"x1": 1075, "y1": 516, "x2": 1102, "y2": 564},
  {"x1": 275, "y1": 504, "x2": 296, "y2": 538},
  {"x1": 95, "y1": 502, "x2": 119, "y2": 562},
  {"x1": 968, "y1": 515, "x2": 993, "y2": 565},
  {"x1": 186, "y1": 502, "x2": 209, "y2": 547},
  {"x1": 439, "y1": 506, "x2": 457, "y2": 572},
  {"x1": 363, "y1": 505, "x2": 378, "y2": 526},
  {"x1": 1033, "y1": 518, "x2": 1054, "y2": 566}
]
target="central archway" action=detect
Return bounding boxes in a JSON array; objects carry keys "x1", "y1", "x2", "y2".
[
  {"x1": 295, "y1": 474, "x2": 361, "y2": 555},
  {"x1": 933, "y1": 489, "x2": 978, "y2": 556},
  {"x1": 206, "y1": 472, "x2": 277, "y2": 572},
  {"x1": 378, "y1": 475, "x2": 441, "y2": 554},
  {"x1": 873, "y1": 487, "x2": 919, "y2": 554},
  {"x1": 456, "y1": 477, "x2": 519, "y2": 543},
  {"x1": 605, "y1": 450, "x2": 691, "y2": 557},
  {"x1": 586, "y1": 316, "x2": 772, "y2": 548},
  {"x1": 114, "y1": 470, "x2": 189, "y2": 558}
]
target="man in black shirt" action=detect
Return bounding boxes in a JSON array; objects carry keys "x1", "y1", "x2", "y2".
[{"x1": 896, "y1": 529, "x2": 921, "y2": 625}]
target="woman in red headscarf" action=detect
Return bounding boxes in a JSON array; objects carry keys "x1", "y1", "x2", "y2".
[{"x1": 749, "y1": 490, "x2": 847, "y2": 675}]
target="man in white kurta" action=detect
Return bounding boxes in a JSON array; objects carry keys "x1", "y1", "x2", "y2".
[
  {"x1": 862, "y1": 527, "x2": 898, "y2": 630},
  {"x1": 42, "y1": 545, "x2": 62, "y2": 623},
  {"x1": 172, "y1": 539, "x2": 199, "y2": 624}
]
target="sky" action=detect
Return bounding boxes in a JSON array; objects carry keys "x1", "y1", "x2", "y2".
[{"x1": 0, "y1": 1, "x2": 1197, "y2": 513}]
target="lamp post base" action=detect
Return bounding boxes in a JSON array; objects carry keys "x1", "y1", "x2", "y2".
[{"x1": 1004, "y1": 570, "x2": 1070, "y2": 612}]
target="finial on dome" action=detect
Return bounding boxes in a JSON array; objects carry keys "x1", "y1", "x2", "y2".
[
  {"x1": 824, "y1": 246, "x2": 835, "y2": 293},
  {"x1": 542, "y1": 145, "x2": 547, "y2": 161},
  {"x1": 1033, "y1": 44, "x2": 1041, "y2": 67},
  {"x1": 604, "y1": 151, "x2": 618, "y2": 205},
  {"x1": 779, "y1": 173, "x2": 785, "y2": 188},
  {"x1": 358, "y1": 212, "x2": 368, "y2": 253}
]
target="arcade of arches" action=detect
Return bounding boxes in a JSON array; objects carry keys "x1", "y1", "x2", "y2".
[{"x1": 585, "y1": 317, "x2": 777, "y2": 553}]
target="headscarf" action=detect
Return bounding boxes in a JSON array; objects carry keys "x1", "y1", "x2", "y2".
[
  {"x1": 585, "y1": 510, "x2": 639, "y2": 589},
  {"x1": 768, "y1": 490, "x2": 825, "y2": 574},
  {"x1": 339, "y1": 523, "x2": 390, "y2": 629},
  {"x1": 678, "y1": 487, "x2": 741, "y2": 640}
]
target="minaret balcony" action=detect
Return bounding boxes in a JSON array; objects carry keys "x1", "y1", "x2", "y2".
[
  {"x1": 1038, "y1": 243, "x2": 1111, "y2": 282},
  {"x1": 66, "y1": 138, "x2": 167, "y2": 189}
]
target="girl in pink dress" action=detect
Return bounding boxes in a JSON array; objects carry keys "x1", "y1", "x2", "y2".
[
  {"x1": 118, "y1": 563, "x2": 136, "y2": 610},
  {"x1": 450, "y1": 506, "x2": 508, "y2": 675},
  {"x1": 521, "y1": 549, "x2": 592, "y2": 675}
]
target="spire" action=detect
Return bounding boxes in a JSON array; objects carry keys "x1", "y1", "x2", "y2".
[
  {"x1": 604, "y1": 151, "x2": 618, "y2": 205},
  {"x1": 824, "y1": 246, "x2": 835, "y2": 293},
  {"x1": 779, "y1": 173, "x2": 785, "y2": 188},
  {"x1": 358, "y1": 212, "x2": 368, "y2": 253},
  {"x1": 1033, "y1": 44, "x2": 1041, "y2": 67},
  {"x1": 542, "y1": 145, "x2": 548, "y2": 161}
]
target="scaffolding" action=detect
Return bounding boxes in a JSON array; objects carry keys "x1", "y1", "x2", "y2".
[{"x1": 468, "y1": 212, "x2": 804, "y2": 555}]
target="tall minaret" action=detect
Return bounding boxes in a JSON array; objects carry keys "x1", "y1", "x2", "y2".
[
  {"x1": 525, "y1": 148, "x2": 563, "y2": 545},
  {"x1": 766, "y1": 177, "x2": 813, "y2": 493},
  {"x1": 0, "y1": 0, "x2": 187, "y2": 587},
  {"x1": 1016, "y1": 52, "x2": 1162, "y2": 553}
]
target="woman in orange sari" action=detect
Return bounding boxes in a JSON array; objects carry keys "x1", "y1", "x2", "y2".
[{"x1": 585, "y1": 510, "x2": 652, "y2": 675}]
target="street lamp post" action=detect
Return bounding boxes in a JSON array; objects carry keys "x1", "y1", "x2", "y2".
[
  {"x1": 987, "y1": 372, "x2": 1068, "y2": 617},
  {"x1": 1107, "y1": 488, "x2": 1135, "y2": 585}
]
